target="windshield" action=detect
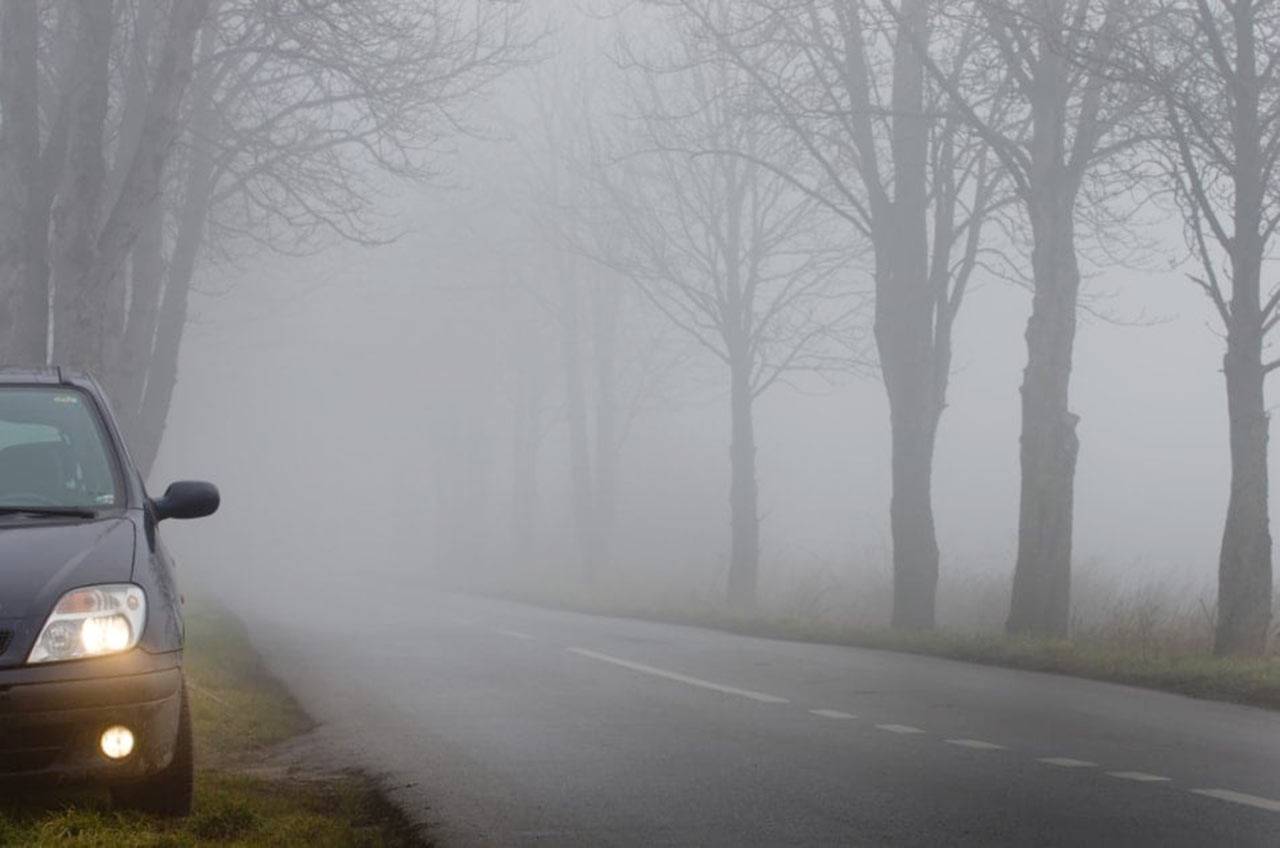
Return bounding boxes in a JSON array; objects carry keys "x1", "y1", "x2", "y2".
[{"x1": 0, "y1": 387, "x2": 121, "y2": 511}]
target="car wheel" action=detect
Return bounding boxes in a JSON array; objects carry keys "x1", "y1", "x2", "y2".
[{"x1": 110, "y1": 681, "x2": 194, "y2": 817}]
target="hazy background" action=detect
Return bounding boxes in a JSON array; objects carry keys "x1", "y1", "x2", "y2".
[{"x1": 155, "y1": 116, "x2": 1235, "y2": 628}]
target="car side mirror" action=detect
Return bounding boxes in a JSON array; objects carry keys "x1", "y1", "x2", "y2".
[{"x1": 153, "y1": 481, "x2": 220, "y2": 521}]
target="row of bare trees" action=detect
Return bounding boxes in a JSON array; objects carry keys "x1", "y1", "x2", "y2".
[
  {"x1": 526, "y1": 0, "x2": 1275, "y2": 656},
  {"x1": 0, "y1": 0, "x2": 529, "y2": 471}
]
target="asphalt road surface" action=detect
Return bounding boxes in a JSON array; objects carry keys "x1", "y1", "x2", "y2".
[{"x1": 243, "y1": 592, "x2": 1280, "y2": 846}]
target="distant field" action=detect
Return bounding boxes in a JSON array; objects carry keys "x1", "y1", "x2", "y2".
[{"x1": 0, "y1": 604, "x2": 425, "y2": 847}]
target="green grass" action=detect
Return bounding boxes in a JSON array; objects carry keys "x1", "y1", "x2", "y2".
[
  {"x1": 0, "y1": 602, "x2": 426, "y2": 847},
  {"x1": 533, "y1": 594, "x2": 1280, "y2": 711},
  {"x1": 182, "y1": 607, "x2": 313, "y2": 764}
]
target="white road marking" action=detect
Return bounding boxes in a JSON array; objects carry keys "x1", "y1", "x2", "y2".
[
  {"x1": 876, "y1": 724, "x2": 925, "y2": 734},
  {"x1": 1191, "y1": 789, "x2": 1280, "y2": 813},
  {"x1": 1107, "y1": 771, "x2": 1171, "y2": 783},
  {"x1": 809, "y1": 709, "x2": 856, "y2": 720},
  {"x1": 493, "y1": 628, "x2": 536, "y2": 641},
  {"x1": 946, "y1": 738, "x2": 1005, "y2": 750},
  {"x1": 1038, "y1": 757, "x2": 1097, "y2": 768},
  {"x1": 565, "y1": 647, "x2": 790, "y2": 704}
]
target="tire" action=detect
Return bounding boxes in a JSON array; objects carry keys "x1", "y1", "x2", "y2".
[{"x1": 111, "y1": 682, "x2": 194, "y2": 817}]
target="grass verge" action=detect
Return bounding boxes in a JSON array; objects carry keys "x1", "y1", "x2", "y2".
[
  {"x1": 0, "y1": 602, "x2": 426, "y2": 847},
  {"x1": 528, "y1": 593, "x2": 1280, "y2": 712}
]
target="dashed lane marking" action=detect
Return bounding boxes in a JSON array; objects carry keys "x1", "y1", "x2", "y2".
[
  {"x1": 946, "y1": 738, "x2": 1005, "y2": 750},
  {"x1": 1107, "y1": 771, "x2": 1171, "y2": 783},
  {"x1": 565, "y1": 647, "x2": 790, "y2": 704},
  {"x1": 1190, "y1": 789, "x2": 1280, "y2": 813},
  {"x1": 809, "y1": 709, "x2": 856, "y2": 719},
  {"x1": 875, "y1": 724, "x2": 925, "y2": 734},
  {"x1": 1038, "y1": 758, "x2": 1097, "y2": 768}
]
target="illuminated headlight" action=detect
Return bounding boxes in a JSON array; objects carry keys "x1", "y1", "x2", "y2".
[
  {"x1": 100, "y1": 725, "x2": 135, "y2": 759},
  {"x1": 27, "y1": 584, "x2": 146, "y2": 664}
]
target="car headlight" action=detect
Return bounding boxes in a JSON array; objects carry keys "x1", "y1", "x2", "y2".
[{"x1": 28, "y1": 584, "x2": 146, "y2": 664}]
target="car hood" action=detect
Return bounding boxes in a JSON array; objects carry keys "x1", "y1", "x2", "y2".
[{"x1": 0, "y1": 516, "x2": 135, "y2": 667}]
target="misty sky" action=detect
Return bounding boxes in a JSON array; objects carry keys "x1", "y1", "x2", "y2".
[{"x1": 150, "y1": 2, "x2": 1268, "y2": 617}]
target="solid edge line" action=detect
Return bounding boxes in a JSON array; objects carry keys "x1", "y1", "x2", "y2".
[{"x1": 565, "y1": 647, "x2": 790, "y2": 704}]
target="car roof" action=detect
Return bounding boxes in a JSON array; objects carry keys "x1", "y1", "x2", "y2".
[{"x1": 0, "y1": 367, "x2": 96, "y2": 387}]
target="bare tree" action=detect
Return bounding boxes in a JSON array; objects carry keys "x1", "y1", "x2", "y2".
[
  {"x1": 909, "y1": 0, "x2": 1149, "y2": 636},
  {"x1": 660, "y1": 0, "x2": 1000, "y2": 627},
  {"x1": 518, "y1": 23, "x2": 671, "y2": 583},
  {"x1": 600, "y1": 29, "x2": 853, "y2": 608},
  {"x1": 115, "y1": 0, "x2": 534, "y2": 473},
  {"x1": 49, "y1": 0, "x2": 213, "y2": 373},
  {"x1": 1137, "y1": 0, "x2": 1280, "y2": 655}
]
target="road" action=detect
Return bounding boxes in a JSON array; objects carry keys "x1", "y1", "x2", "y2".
[{"x1": 243, "y1": 592, "x2": 1280, "y2": 846}]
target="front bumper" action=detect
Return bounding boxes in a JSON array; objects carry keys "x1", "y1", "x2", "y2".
[{"x1": 0, "y1": 649, "x2": 182, "y2": 785}]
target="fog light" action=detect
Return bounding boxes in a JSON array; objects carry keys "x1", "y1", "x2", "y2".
[{"x1": 100, "y1": 725, "x2": 135, "y2": 759}]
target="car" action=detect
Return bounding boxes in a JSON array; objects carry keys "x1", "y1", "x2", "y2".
[{"x1": 0, "y1": 367, "x2": 218, "y2": 816}]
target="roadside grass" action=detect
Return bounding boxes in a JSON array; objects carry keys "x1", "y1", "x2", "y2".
[
  {"x1": 526, "y1": 590, "x2": 1280, "y2": 712},
  {"x1": 0, "y1": 602, "x2": 426, "y2": 847}
]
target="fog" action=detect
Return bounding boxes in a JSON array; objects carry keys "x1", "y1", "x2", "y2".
[
  {"x1": 1, "y1": 0, "x2": 1268, "y2": 641},
  {"x1": 154, "y1": 0, "x2": 1246, "y2": 632},
  {"x1": 11, "y1": 1, "x2": 1280, "y2": 841},
  {"x1": 166, "y1": 202, "x2": 1226, "y2": 595}
]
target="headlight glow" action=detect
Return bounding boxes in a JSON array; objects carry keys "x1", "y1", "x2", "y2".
[
  {"x1": 28, "y1": 584, "x2": 146, "y2": 664},
  {"x1": 100, "y1": 725, "x2": 135, "y2": 759}
]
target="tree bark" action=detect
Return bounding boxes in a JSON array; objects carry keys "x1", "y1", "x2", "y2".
[
  {"x1": 114, "y1": 200, "x2": 165, "y2": 443},
  {"x1": 1215, "y1": 6, "x2": 1272, "y2": 655},
  {"x1": 48, "y1": 0, "x2": 114, "y2": 371},
  {"x1": 0, "y1": 0, "x2": 45, "y2": 364},
  {"x1": 1007, "y1": 199, "x2": 1081, "y2": 637},
  {"x1": 52, "y1": 0, "x2": 209, "y2": 375},
  {"x1": 879, "y1": 0, "x2": 940, "y2": 630},
  {"x1": 131, "y1": 154, "x2": 212, "y2": 479},
  {"x1": 726, "y1": 356, "x2": 760, "y2": 611},
  {"x1": 1217, "y1": 320, "x2": 1272, "y2": 655},
  {"x1": 885, "y1": 388, "x2": 941, "y2": 629}
]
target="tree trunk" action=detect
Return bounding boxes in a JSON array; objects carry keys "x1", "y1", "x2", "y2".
[
  {"x1": 1213, "y1": 6, "x2": 1273, "y2": 656},
  {"x1": 559, "y1": 268, "x2": 597, "y2": 581},
  {"x1": 113, "y1": 200, "x2": 165, "y2": 442},
  {"x1": 726, "y1": 359, "x2": 760, "y2": 611},
  {"x1": 1007, "y1": 201, "x2": 1081, "y2": 637},
  {"x1": 880, "y1": 0, "x2": 939, "y2": 630},
  {"x1": 52, "y1": 0, "x2": 208, "y2": 375},
  {"x1": 130, "y1": 43, "x2": 219, "y2": 480},
  {"x1": 49, "y1": 0, "x2": 114, "y2": 370},
  {"x1": 131, "y1": 158, "x2": 210, "y2": 479},
  {"x1": 1216, "y1": 325, "x2": 1272, "y2": 655},
  {"x1": 0, "y1": 0, "x2": 45, "y2": 365},
  {"x1": 885, "y1": 390, "x2": 941, "y2": 629},
  {"x1": 590, "y1": 277, "x2": 620, "y2": 575}
]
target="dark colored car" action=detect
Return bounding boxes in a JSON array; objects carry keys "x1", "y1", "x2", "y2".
[{"x1": 0, "y1": 367, "x2": 218, "y2": 815}]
